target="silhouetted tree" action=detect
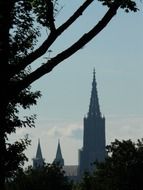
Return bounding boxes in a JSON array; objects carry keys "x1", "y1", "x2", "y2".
[
  {"x1": 78, "y1": 138, "x2": 143, "y2": 190},
  {"x1": 5, "y1": 136, "x2": 31, "y2": 180},
  {"x1": 78, "y1": 172, "x2": 96, "y2": 190},
  {"x1": 0, "y1": 0, "x2": 139, "y2": 189},
  {"x1": 6, "y1": 164, "x2": 73, "y2": 190}
]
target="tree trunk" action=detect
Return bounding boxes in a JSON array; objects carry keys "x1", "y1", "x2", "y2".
[
  {"x1": 0, "y1": 131, "x2": 6, "y2": 190},
  {"x1": 0, "y1": 0, "x2": 12, "y2": 189}
]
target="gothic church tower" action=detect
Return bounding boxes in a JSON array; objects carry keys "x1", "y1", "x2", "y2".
[
  {"x1": 78, "y1": 69, "x2": 106, "y2": 177},
  {"x1": 53, "y1": 140, "x2": 64, "y2": 167},
  {"x1": 33, "y1": 139, "x2": 44, "y2": 169}
]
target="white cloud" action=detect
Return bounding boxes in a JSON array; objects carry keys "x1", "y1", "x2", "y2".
[{"x1": 46, "y1": 123, "x2": 82, "y2": 139}]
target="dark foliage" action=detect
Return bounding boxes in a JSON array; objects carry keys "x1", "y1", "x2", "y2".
[
  {"x1": 78, "y1": 138, "x2": 143, "y2": 190},
  {"x1": 6, "y1": 164, "x2": 73, "y2": 190}
]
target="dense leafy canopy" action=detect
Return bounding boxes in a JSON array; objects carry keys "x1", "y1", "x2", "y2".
[
  {"x1": 79, "y1": 139, "x2": 143, "y2": 190},
  {"x1": 6, "y1": 164, "x2": 73, "y2": 190},
  {"x1": 98, "y1": 0, "x2": 138, "y2": 12},
  {"x1": 5, "y1": 136, "x2": 31, "y2": 180}
]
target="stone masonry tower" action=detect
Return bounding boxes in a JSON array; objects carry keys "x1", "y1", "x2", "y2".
[
  {"x1": 53, "y1": 140, "x2": 64, "y2": 167},
  {"x1": 33, "y1": 139, "x2": 44, "y2": 169},
  {"x1": 78, "y1": 69, "x2": 106, "y2": 178}
]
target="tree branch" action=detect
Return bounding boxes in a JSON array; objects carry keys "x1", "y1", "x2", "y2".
[
  {"x1": 10, "y1": 0, "x2": 94, "y2": 78},
  {"x1": 46, "y1": 0, "x2": 56, "y2": 32},
  {"x1": 9, "y1": 1, "x2": 121, "y2": 98}
]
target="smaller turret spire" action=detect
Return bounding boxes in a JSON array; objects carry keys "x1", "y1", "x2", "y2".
[
  {"x1": 36, "y1": 139, "x2": 43, "y2": 159},
  {"x1": 33, "y1": 139, "x2": 44, "y2": 169},
  {"x1": 88, "y1": 68, "x2": 101, "y2": 117},
  {"x1": 53, "y1": 139, "x2": 64, "y2": 166}
]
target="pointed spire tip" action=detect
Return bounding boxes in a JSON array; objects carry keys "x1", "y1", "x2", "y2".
[{"x1": 88, "y1": 68, "x2": 101, "y2": 117}]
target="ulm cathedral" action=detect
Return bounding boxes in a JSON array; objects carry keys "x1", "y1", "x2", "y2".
[{"x1": 33, "y1": 69, "x2": 106, "y2": 180}]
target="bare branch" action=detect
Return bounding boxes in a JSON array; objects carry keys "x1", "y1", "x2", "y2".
[
  {"x1": 46, "y1": 0, "x2": 56, "y2": 32},
  {"x1": 10, "y1": 0, "x2": 94, "y2": 78},
  {"x1": 57, "y1": 0, "x2": 94, "y2": 34},
  {"x1": 10, "y1": 1, "x2": 121, "y2": 98}
]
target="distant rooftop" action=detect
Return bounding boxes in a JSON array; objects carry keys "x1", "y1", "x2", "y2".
[{"x1": 63, "y1": 165, "x2": 78, "y2": 177}]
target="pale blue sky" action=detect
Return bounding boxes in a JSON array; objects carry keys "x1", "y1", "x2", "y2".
[{"x1": 11, "y1": 1, "x2": 143, "y2": 167}]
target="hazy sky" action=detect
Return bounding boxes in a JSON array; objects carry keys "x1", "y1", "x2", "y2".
[{"x1": 10, "y1": 1, "x2": 143, "y2": 167}]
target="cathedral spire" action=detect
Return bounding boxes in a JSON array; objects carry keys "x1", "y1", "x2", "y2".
[
  {"x1": 53, "y1": 139, "x2": 64, "y2": 166},
  {"x1": 36, "y1": 139, "x2": 43, "y2": 159},
  {"x1": 88, "y1": 68, "x2": 101, "y2": 117},
  {"x1": 78, "y1": 69, "x2": 105, "y2": 178}
]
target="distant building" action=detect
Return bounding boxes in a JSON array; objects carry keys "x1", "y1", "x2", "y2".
[
  {"x1": 33, "y1": 139, "x2": 44, "y2": 169},
  {"x1": 78, "y1": 69, "x2": 106, "y2": 178},
  {"x1": 33, "y1": 69, "x2": 106, "y2": 180},
  {"x1": 53, "y1": 140, "x2": 64, "y2": 167}
]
